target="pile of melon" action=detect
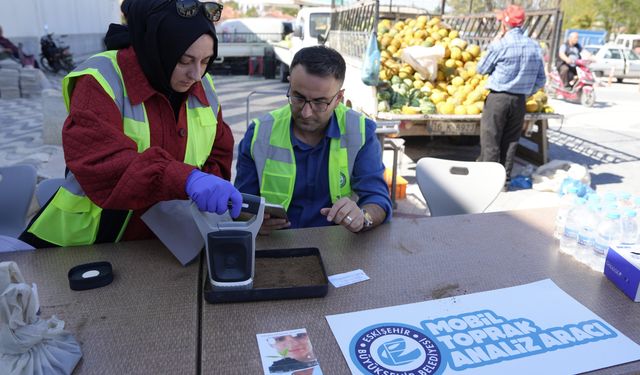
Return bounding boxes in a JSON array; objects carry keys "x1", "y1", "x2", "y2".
[{"x1": 376, "y1": 15, "x2": 553, "y2": 115}]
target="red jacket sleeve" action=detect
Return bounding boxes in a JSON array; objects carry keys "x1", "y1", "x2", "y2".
[
  {"x1": 63, "y1": 75, "x2": 195, "y2": 211},
  {"x1": 201, "y1": 106, "x2": 234, "y2": 181}
]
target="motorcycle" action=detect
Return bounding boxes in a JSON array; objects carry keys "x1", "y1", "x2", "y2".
[
  {"x1": 546, "y1": 59, "x2": 596, "y2": 107},
  {"x1": 39, "y1": 33, "x2": 75, "y2": 74}
]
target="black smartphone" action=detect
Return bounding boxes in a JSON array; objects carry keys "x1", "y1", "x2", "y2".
[{"x1": 264, "y1": 202, "x2": 288, "y2": 220}]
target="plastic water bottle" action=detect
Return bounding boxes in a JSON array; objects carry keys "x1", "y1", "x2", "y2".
[
  {"x1": 560, "y1": 198, "x2": 587, "y2": 256},
  {"x1": 603, "y1": 203, "x2": 618, "y2": 218},
  {"x1": 620, "y1": 209, "x2": 638, "y2": 247},
  {"x1": 586, "y1": 193, "x2": 601, "y2": 204},
  {"x1": 576, "y1": 203, "x2": 601, "y2": 264},
  {"x1": 602, "y1": 192, "x2": 617, "y2": 206},
  {"x1": 555, "y1": 186, "x2": 579, "y2": 239},
  {"x1": 592, "y1": 210, "x2": 622, "y2": 272}
]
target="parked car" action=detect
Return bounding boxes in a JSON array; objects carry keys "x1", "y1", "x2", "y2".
[{"x1": 583, "y1": 44, "x2": 640, "y2": 83}]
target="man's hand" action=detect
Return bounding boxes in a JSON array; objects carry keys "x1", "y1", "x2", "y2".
[
  {"x1": 493, "y1": 23, "x2": 506, "y2": 42},
  {"x1": 259, "y1": 213, "x2": 290, "y2": 235},
  {"x1": 320, "y1": 197, "x2": 364, "y2": 233}
]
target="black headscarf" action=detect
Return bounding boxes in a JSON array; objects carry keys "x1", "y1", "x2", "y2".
[{"x1": 104, "y1": 0, "x2": 218, "y2": 107}]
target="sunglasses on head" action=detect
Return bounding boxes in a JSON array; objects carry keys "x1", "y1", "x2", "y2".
[{"x1": 175, "y1": 0, "x2": 223, "y2": 23}]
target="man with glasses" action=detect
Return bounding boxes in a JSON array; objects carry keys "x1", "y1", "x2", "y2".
[{"x1": 235, "y1": 46, "x2": 391, "y2": 235}]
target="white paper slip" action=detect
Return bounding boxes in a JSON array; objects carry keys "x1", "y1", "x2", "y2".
[{"x1": 328, "y1": 269, "x2": 369, "y2": 288}]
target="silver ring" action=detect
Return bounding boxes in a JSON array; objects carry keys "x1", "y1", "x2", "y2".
[{"x1": 344, "y1": 215, "x2": 353, "y2": 224}]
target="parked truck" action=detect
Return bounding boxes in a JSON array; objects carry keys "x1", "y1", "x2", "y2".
[
  {"x1": 212, "y1": 17, "x2": 290, "y2": 74},
  {"x1": 324, "y1": 0, "x2": 564, "y2": 165},
  {"x1": 272, "y1": 7, "x2": 331, "y2": 82}
]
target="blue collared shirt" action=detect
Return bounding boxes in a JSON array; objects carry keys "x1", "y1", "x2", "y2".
[
  {"x1": 235, "y1": 113, "x2": 392, "y2": 229},
  {"x1": 477, "y1": 28, "x2": 546, "y2": 96}
]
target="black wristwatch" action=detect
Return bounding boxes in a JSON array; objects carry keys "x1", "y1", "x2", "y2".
[{"x1": 361, "y1": 208, "x2": 374, "y2": 230}]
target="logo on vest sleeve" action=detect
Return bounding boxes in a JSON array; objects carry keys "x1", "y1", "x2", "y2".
[
  {"x1": 340, "y1": 172, "x2": 346, "y2": 188},
  {"x1": 351, "y1": 324, "x2": 445, "y2": 375}
]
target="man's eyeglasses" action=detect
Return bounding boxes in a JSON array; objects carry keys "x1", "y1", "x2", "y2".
[
  {"x1": 286, "y1": 87, "x2": 341, "y2": 113},
  {"x1": 175, "y1": 0, "x2": 223, "y2": 23}
]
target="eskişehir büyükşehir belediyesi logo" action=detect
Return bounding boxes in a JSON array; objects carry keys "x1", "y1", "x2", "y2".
[
  {"x1": 350, "y1": 323, "x2": 444, "y2": 375},
  {"x1": 349, "y1": 310, "x2": 617, "y2": 374}
]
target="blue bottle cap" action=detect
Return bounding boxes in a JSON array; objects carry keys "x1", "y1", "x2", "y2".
[
  {"x1": 606, "y1": 211, "x2": 621, "y2": 220},
  {"x1": 625, "y1": 209, "x2": 637, "y2": 218}
]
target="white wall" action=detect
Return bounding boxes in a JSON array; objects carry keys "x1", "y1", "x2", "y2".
[
  {"x1": 0, "y1": 0, "x2": 120, "y2": 38},
  {"x1": 0, "y1": 0, "x2": 121, "y2": 60}
]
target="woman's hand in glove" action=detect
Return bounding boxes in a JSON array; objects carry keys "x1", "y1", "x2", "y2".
[{"x1": 185, "y1": 170, "x2": 242, "y2": 218}]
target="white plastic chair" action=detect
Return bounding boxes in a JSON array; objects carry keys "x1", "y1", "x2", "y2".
[
  {"x1": 0, "y1": 165, "x2": 37, "y2": 237},
  {"x1": 36, "y1": 178, "x2": 65, "y2": 207},
  {"x1": 415, "y1": 157, "x2": 506, "y2": 216}
]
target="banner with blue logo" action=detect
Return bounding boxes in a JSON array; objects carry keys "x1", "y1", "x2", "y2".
[{"x1": 326, "y1": 279, "x2": 640, "y2": 374}]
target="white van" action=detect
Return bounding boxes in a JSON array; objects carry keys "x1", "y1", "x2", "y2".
[{"x1": 614, "y1": 34, "x2": 640, "y2": 54}]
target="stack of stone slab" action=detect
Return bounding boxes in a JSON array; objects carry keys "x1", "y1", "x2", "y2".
[
  {"x1": 0, "y1": 60, "x2": 21, "y2": 99},
  {"x1": 0, "y1": 60, "x2": 50, "y2": 99},
  {"x1": 19, "y1": 68, "x2": 45, "y2": 97}
]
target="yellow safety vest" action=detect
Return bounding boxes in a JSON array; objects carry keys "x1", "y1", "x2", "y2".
[
  {"x1": 250, "y1": 103, "x2": 365, "y2": 210},
  {"x1": 26, "y1": 50, "x2": 220, "y2": 247}
]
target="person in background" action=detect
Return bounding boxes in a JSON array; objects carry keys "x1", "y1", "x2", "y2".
[
  {"x1": 557, "y1": 32, "x2": 582, "y2": 88},
  {"x1": 0, "y1": 25, "x2": 38, "y2": 68},
  {"x1": 476, "y1": 5, "x2": 546, "y2": 187},
  {"x1": 235, "y1": 46, "x2": 392, "y2": 235},
  {"x1": 20, "y1": 0, "x2": 241, "y2": 248}
]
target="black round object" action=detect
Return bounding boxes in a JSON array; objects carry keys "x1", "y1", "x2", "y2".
[{"x1": 68, "y1": 262, "x2": 113, "y2": 291}]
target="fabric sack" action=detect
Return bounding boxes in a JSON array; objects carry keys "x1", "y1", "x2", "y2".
[{"x1": 0, "y1": 261, "x2": 82, "y2": 375}]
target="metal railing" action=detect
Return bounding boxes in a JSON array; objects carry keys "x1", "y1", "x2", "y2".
[{"x1": 443, "y1": 9, "x2": 564, "y2": 70}]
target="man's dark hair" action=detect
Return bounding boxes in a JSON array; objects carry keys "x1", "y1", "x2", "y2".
[{"x1": 290, "y1": 46, "x2": 346, "y2": 83}]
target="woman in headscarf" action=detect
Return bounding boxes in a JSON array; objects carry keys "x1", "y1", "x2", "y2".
[{"x1": 20, "y1": 0, "x2": 242, "y2": 248}]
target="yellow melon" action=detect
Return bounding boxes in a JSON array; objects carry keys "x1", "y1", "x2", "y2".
[
  {"x1": 466, "y1": 104, "x2": 481, "y2": 114},
  {"x1": 439, "y1": 102, "x2": 455, "y2": 114},
  {"x1": 451, "y1": 76, "x2": 464, "y2": 87},
  {"x1": 454, "y1": 105, "x2": 467, "y2": 115}
]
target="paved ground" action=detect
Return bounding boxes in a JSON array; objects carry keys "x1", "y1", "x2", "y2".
[{"x1": 1, "y1": 73, "x2": 638, "y2": 217}]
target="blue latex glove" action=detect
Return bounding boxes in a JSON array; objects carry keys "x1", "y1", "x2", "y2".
[{"x1": 185, "y1": 170, "x2": 242, "y2": 218}]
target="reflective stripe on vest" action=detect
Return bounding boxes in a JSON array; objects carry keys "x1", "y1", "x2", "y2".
[
  {"x1": 250, "y1": 103, "x2": 365, "y2": 210},
  {"x1": 27, "y1": 51, "x2": 219, "y2": 247}
]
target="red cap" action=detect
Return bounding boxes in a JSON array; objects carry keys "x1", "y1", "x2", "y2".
[{"x1": 497, "y1": 5, "x2": 525, "y2": 27}]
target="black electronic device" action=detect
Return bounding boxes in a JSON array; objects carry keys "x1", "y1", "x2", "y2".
[
  {"x1": 192, "y1": 193, "x2": 264, "y2": 290},
  {"x1": 264, "y1": 202, "x2": 288, "y2": 220}
]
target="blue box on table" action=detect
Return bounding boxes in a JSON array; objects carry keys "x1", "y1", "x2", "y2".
[{"x1": 604, "y1": 245, "x2": 640, "y2": 302}]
